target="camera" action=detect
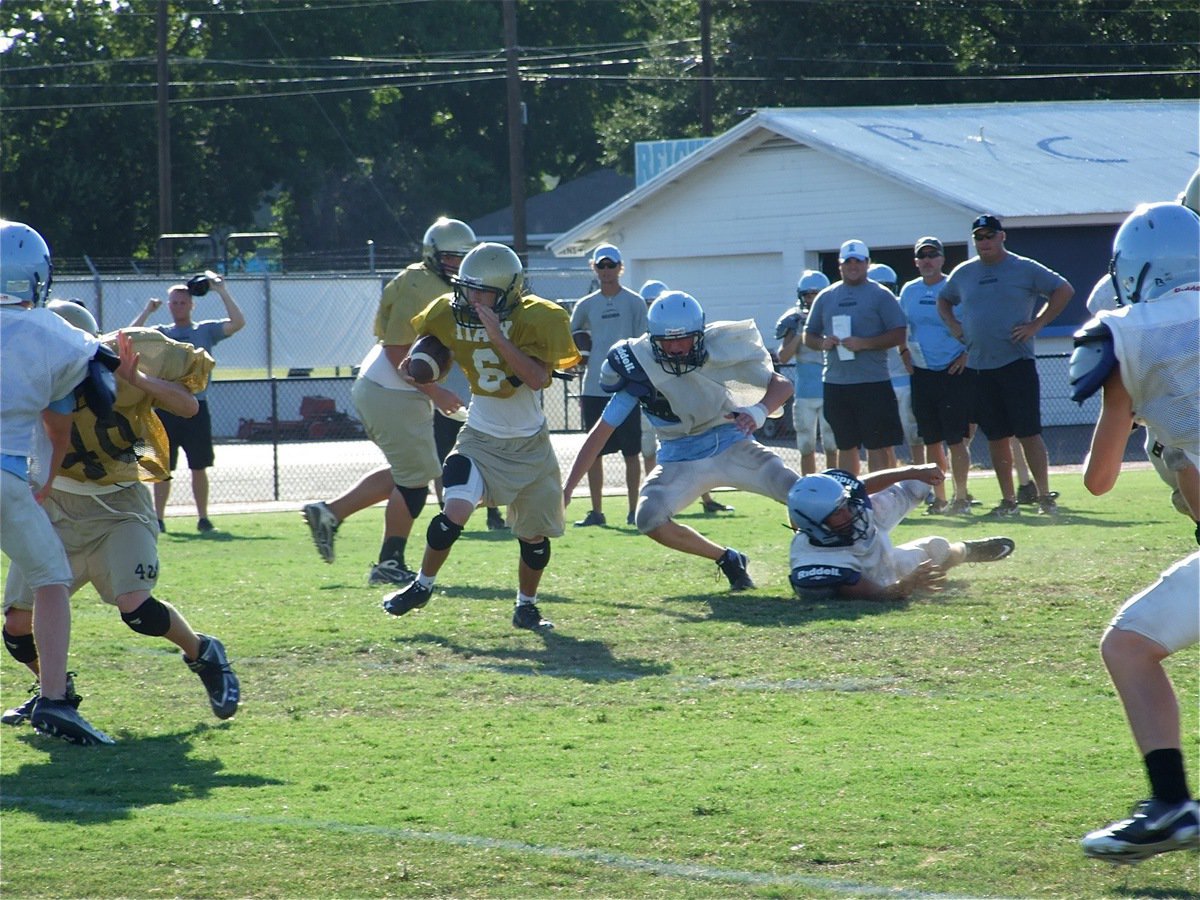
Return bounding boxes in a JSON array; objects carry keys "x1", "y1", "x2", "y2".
[{"x1": 186, "y1": 274, "x2": 210, "y2": 297}]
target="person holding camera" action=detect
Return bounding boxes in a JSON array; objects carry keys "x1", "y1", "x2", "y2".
[{"x1": 130, "y1": 270, "x2": 245, "y2": 532}]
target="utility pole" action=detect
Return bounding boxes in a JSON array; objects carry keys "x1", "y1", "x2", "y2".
[
  {"x1": 503, "y1": 0, "x2": 527, "y2": 258},
  {"x1": 157, "y1": 0, "x2": 172, "y2": 268},
  {"x1": 699, "y1": 0, "x2": 713, "y2": 136}
]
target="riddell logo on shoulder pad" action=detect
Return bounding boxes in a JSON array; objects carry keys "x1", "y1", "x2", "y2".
[{"x1": 795, "y1": 566, "x2": 845, "y2": 579}]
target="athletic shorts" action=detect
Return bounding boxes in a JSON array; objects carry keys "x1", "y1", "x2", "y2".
[
  {"x1": 1108, "y1": 551, "x2": 1199, "y2": 654},
  {"x1": 160, "y1": 399, "x2": 215, "y2": 470},
  {"x1": 791, "y1": 396, "x2": 832, "y2": 457},
  {"x1": 582, "y1": 394, "x2": 641, "y2": 458},
  {"x1": 0, "y1": 469, "x2": 71, "y2": 590},
  {"x1": 893, "y1": 383, "x2": 920, "y2": 447},
  {"x1": 911, "y1": 366, "x2": 975, "y2": 446},
  {"x1": 446, "y1": 425, "x2": 564, "y2": 541},
  {"x1": 822, "y1": 381, "x2": 904, "y2": 452},
  {"x1": 635, "y1": 439, "x2": 799, "y2": 533},
  {"x1": 4, "y1": 483, "x2": 159, "y2": 611},
  {"x1": 973, "y1": 359, "x2": 1042, "y2": 441},
  {"x1": 352, "y1": 377, "x2": 440, "y2": 488}
]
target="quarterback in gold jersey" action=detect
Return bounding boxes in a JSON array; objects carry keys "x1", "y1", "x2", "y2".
[
  {"x1": 383, "y1": 243, "x2": 581, "y2": 630},
  {"x1": 3, "y1": 304, "x2": 241, "y2": 727}
]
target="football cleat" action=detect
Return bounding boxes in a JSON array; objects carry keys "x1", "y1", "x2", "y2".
[
  {"x1": 716, "y1": 548, "x2": 755, "y2": 591},
  {"x1": 512, "y1": 603, "x2": 554, "y2": 631},
  {"x1": 368, "y1": 559, "x2": 417, "y2": 586},
  {"x1": 186, "y1": 634, "x2": 240, "y2": 720},
  {"x1": 1015, "y1": 480, "x2": 1039, "y2": 505},
  {"x1": 962, "y1": 537, "x2": 1015, "y2": 563},
  {"x1": 382, "y1": 581, "x2": 432, "y2": 616},
  {"x1": 301, "y1": 501, "x2": 339, "y2": 563},
  {"x1": 2, "y1": 673, "x2": 82, "y2": 727},
  {"x1": 29, "y1": 698, "x2": 114, "y2": 746},
  {"x1": 1082, "y1": 798, "x2": 1200, "y2": 864}
]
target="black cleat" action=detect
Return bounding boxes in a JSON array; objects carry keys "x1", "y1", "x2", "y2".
[
  {"x1": 1082, "y1": 799, "x2": 1200, "y2": 864},
  {"x1": 2, "y1": 673, "x2": 82, "y2": 727},
  {"x1": 512, "y1": 603, "x2": 553, "y2": 631},
  {"x1": 368, "y1": 559, "x2": 417, "y2": 586},
  {"x1": 197, "y1": 517, "x2": 215, "y2": 533},
  {"x1": 383, "y1": 580, "x2": 432, "y2": 616},
  {"x1": 186, "y1": 634, "x2": 240, "y2": 719},
  {"x1": 716, "y1": 548, "x2": 755, "y2": 591},
  {"x1": 301, "y1": 501, "x2": 339, "y2": 563},
  {"x1": 29, "y1": 697, "x2": 114, "y2": 746},
  {"x1": 701, "y1": 497, "x2": 734, "y2": 514},
  {"x1": 962, "y1": 537, "x2": 1015, "y2": 563}
]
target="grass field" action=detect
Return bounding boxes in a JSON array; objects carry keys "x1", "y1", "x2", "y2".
[{"x1": 1, "y1": 468, "x2": 1197, "y2": 899}]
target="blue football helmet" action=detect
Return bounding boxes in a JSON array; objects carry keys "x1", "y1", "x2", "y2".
[
  {"x1": 639, "y1": 279, "x2": 669, "y2": 303},
  {"x1": 450, "y1": 242, "x2": 524, "y2": 328},
  {"x1": 1109, "y1": 201, "x2": 1200, "y2": 305},
  {"x1": 647, "y1": 290, "x2": 707, "y2": 375},
  {"x1": 797, "y1": 269, "x2": 830, "y2": 300},
  {"x1": 868, "y1": 263, "x2": 898, "y2": 295},
  {"x1": 787, "y1": 474, "x2": 870, "y2": 548},
  {"x1": 0, "y1": 220, "x2": 53, "y2": 306}
]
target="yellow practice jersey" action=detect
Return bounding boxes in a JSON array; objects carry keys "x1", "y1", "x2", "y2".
[
  {"x1": 59, "y1": 328, "x2": 214, "y2": 485},
  {"x1": 376, "y1": 262, "x2": 453, "y2": 346},
  {"x1": 413, "y1": 294, "x2": 581, "y2": 399}
]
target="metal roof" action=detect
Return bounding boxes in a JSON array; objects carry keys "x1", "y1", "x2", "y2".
[{"x1": 550, "y1": 99, "x2": 1199, "y2": 256}]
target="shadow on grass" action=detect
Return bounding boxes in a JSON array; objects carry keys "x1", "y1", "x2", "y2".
[
  {"x1": 2, "y1": 723, "x2": 283, "y2": 823},
  {"x1": 162, "y1": 529, "x2": 273, "y2": 544},
  {"x1": 400, "y1": 630, "x2": 672, "y2": 683},
  {"x1": 1112, "y1": 887, "x2": 1199, "y2": 900},
  {"x1": 666, "y1": 592, "x2": 910, "y2": 627}
]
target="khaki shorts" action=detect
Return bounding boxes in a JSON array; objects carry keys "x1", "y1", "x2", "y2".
[
  {"x1": 450, "y1": 425, "x2": 565, "y2": 540},
  {"x1": 636, "y1": 439, "x2": 799, "y2": 532},
  {"x1": 4, "y1": 483, "x2": 159, "y2": 611},
  {"x1": 352, "y1": 377, "x2": 440, "y2": 488}
]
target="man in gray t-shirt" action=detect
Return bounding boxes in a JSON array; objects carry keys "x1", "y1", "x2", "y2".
[
  {"x1": 568, "y1": 244, "x2": 649, "y2": 527},
  {"x1": 804, "y1": 239, "x2": 907, "y2": 476},
  {"x1": 937, "y1": 214, "x2": 1074, "y2": 518}
]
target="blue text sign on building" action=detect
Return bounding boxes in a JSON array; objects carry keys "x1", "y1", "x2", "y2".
[{"x1": 635, "y1": 138, "x2": 713, "y2": 187}]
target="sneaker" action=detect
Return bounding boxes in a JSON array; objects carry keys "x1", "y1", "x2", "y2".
[
  {"x1": 702, "y1": 497, "x2": 734, "y2": 514},
  {"x1": 382, "y1": 580, "x2": 432, "y2": 617},
  {"x1": 947, "y1": 497, "x2": 973, "y2": 516},
  {"x1": 2, "y1": 673, "x2": 82, "y2": 727},
  {"x1": 486, "y1": 507, "x2": 506, "y2": 531},
  {"x1": 301, "y1": 501, "x2": 339, "y2": 563},
  {"x1": 716, "y1": 548, "x2": 755, "y2": 591},
  {"x1": 925, "y1": 499, "x2": 949, "y2": 515},
  {"x1": 1015, "y1": 480, "x2": 1039, "y2": 505},
  {"x1": 29, "y1": 697, "x2": 114, "y2": 746},
  {"x1": 962, "y1": 536, "x2": 1015, "y2": 563},
  {"x1": 574, "y1": 510, "x2": 606, "y2": 527},
  {"x1": 512, "y1": 603, "x2": 554, "y2": 631},
  {"x1": 985, "y1": 499, "x2": 1021, "y2": 518},
  {"x1": 368, "y1": 559, "x2": 417, "y2": 586},
  {"x1": 186, "y1": 634, "x2": 240, "y2": 720},
  {"x1": 197, "y1": 517, "x2": 215, "y2": 533},
  {"x1": 1037, "y1": 493, "x2": 1061, "y2": 517},
  {"x1": 1082, "y1": 798, "x2": 1200, "y2": 864}
]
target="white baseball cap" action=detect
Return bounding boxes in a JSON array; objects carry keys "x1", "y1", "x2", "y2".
[{"x1": 839, "y1": 239, "x2": 869, "y2": 262}]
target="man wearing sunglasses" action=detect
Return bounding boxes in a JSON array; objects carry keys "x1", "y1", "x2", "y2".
[{"x1": 937, "y1": 215, "x2": 1074, "y2": 518}]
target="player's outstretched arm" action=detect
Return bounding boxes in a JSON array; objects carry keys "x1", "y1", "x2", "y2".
[{"x1": 563, "y1": 418, "x2": 617, "y2": 507}]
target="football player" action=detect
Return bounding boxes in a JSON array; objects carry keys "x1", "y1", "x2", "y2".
[
  {"x1": 382, "y1": 243, "x2": 580, "y2": 630},
  {"x1": 563, "y1": 290, "x2": 796, "y2": 591},
  {"x1": 1070, "y1": 200, "x2": 1200, "y2": 864},
  {"x1": 301, "y1": 217, "x2": 472, "y2": 583},
  {"x1": 787, "y1": 466, "x2": 1014, "y2": 601},
  {"x1": 3, "y1": 301, "x2": 240, "y2": 727},
  {"x1": 776, "y1": 269, "x2": 833, "y2": 476}
]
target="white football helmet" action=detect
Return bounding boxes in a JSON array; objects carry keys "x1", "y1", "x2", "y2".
[
  {"x1": 796, "y1": 269, "x2": 830, "y2": 300},
  {"x1": 422, "y1": 217, "x2": 477, "y2": 280},
  {"x1": 787, "y1": 474, "x2": 870, "y2": 548},
  {"x1": 1109, "y1": 201, "x2": 1200, "y2": 304},
  {"x1": 647, "y1": 290, "x2": 707, "y2": 375},
  {"x1": 450, "y1": 242, "x2": 524, "y2": 328},
  {"x1": 639, "y1": 279, "x2": 669, "y2": 303},
  {"x1": 868, "y1": 263, "x2": 898, "y2": 295},
  {"x1": 0, "y1": 220, "x2": 53, "y2": 306},
  {"x1": 47, "y1": 299, "x2": 100, "y2": 335},
  {"x1": 1180, "y1": 167, "x2": 1199, "y2": 215}
]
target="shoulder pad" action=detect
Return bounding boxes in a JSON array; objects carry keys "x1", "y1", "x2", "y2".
[
  {"x1": 1069, "y1": 317, "x2": 1116, "y2": 404},
  {"x1": 75, "y1": 346, "x2": 119, "y2": 422},
  {"x1": 789, "y1": 564, "x2": 859, "y2": 599},
  {"x1": 775, "y1": 310, "x2": 802, "y2": 340},
  {"x1": 602, "y1": 341, "x2": 652, "y2": 397}
]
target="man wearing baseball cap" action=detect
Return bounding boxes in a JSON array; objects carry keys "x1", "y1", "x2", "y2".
[
  {"x1": 803, "y1": 239, "x2": 907, "y2": 476},
  {"x1": 936, "y1": 215, "x2": 1074, "y2": 518}
]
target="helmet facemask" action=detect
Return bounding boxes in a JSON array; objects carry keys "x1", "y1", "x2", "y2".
[
  {"x1": 647, "y1": 291, "x2": 708, "y2": 376},
  {"x1": 449, "y1": 242, "x2": 523, "y2": 329},
  {"x1": 649, "y1": 332, "x2": 707, "y2": 375}
]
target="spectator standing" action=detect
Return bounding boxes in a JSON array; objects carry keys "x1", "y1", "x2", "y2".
[
  {"x1": 569, "y1": 245, "x2": 648, "y2": 527},
  {"x1": 563, "y1": 291, "x2": 796, "y2": 592},
  {"x1": 777, "y1": 269, "x2": 833, "y2": 475},
  {"x1": 899, "y1": 237, "x2": 974, "y2": 515},
  {"x1": 300, "y1": 218, "x2": 472, "y2": 582},
  {"x1": 1069, "y1": 201, "x2": 1199, "y2": 864},
  {"x1": 130, "y1": 269, "x2": 245, "y2": 532},
  {"x1": 803, "y1": 240, "x2": 906, "y2": 476},
  {"x1": 382, "y1": 243, "x2": 581, "y2": 630},
  {"x1": 937, "y1": 214, "x2": 1074, "y2": 518}
]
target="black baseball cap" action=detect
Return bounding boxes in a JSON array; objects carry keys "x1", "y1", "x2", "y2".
[{"x1": 971, "y1": 214, "x2": 1003, "y2": 233}]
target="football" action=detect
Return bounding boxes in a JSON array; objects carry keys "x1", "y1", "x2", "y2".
[{"x1": 406, "y1": 334, "x2": 453, "y2": 384}]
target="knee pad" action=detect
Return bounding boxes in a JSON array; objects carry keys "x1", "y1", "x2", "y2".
[
  {"x1": 520, "y1": 537, "x2": 551, "y2": 571},
  {"x1": 426, "y1": 513, "x2": 463, "y2": 551},
  {"x1": 397, "y1": 484, "x2": 428, "y2": 519},
  {"x1": 442, "y1": 454, "x2": 473, "y2": 488},
  {"x1": 121, "y1": 596, "x2": 171, "y2": 637},
  {"x1": 2, "y1": 628, "x2": 38, "y2": 665}
]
